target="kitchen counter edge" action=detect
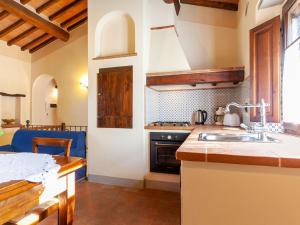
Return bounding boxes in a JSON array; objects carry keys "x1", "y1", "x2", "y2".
[{"x1": 176, "y1": 126, "x2": 300, "y2": 169}]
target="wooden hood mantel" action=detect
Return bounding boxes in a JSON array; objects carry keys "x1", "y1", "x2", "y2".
[{"x1": 146, "y1": 67, "x2": 245, "y2": 86}]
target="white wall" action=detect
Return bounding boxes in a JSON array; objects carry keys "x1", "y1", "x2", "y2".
[
  {"x1": 88, "y1": 0, "x2": 147, "y2": 181},
  {"x1": 0, "y1": 41, "x2": 31, "y2": 145},
  {"x1": 176, "y1": 4, "x2": 239, "y2": 69},
  {"x1": 31, "y1": 24, "x2": 88, "y2": 126},
  {"x1": 0, "y1": 41, "x2": 31, "y2": 123},
  {"x1": 148, "y1": 0, "x2": 175, "y2": 27}
]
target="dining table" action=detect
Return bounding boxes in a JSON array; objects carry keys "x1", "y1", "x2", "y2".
[{"x1": 0, "y1": 153, "x2": 86, "y2": 225}]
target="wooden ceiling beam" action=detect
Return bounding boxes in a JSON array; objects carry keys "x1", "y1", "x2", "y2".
[
  {"x1": 49, "y1": 0, "x2": 84, "y2": 21},
  {"x1": 0, "y1": 0, "x2": 69, "y2": 41},
  {"x1": 67, "y1": 17, "x2": 87, "y2": 31},
  {"x1": 180, "y1": 0, "x2": 239, "y2": 11},
  {"x1": 0, "y1": 10, "x2": 9, "y2": 20},
  {"x1": 29, "y1": 14, "x2": 87, "y2": 54},
  {"x1": 29, "y1": 36, "x2": 56, "y2": 53},
  {"x1": 0, "y1": 19, "x2": 25, "y2": 38},
  {"x1": 36, "y1": 0, "x2": 59, "y2": 14},
  {"x1": 7, "y1": 26, "x2": 38, "y2": 46},
  {"x1": 20, "y1": 0, "x2": 31, "y2": 4},
  {"x1": 61, "y1": 9, "x2": 87, "y2": 28},
  {"x1": 21, "y1": 33, "x2": 52, "y2": 51}
]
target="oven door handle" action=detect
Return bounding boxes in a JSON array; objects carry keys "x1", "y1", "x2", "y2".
[{"x1": 154, "y1": 143, "x2": 182, "y2": 147}]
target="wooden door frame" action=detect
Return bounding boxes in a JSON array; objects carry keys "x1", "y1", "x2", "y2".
[
  {"x1": 282, "y1": 0, "x2": 300, "y2": 135},
  {"x1": 250, "y1": 16, "x2": 281, "y2": 123}
]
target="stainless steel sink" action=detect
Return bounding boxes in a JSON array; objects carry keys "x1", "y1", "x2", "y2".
[{"x1": 199, "y1": 133, "x2": 279, "y2": 143}]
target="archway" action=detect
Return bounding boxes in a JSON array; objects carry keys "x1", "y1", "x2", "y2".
[
  {"x1": 94, "y1": 11, "x2": 136, "y2": 58},
  {"x1": 32, "y1": 75, "x2": 59, "y2": 125}
]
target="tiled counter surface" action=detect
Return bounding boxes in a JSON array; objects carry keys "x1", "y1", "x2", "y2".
[{"x1": 176, "y1": 126, "x2": 300, "y2": 168}]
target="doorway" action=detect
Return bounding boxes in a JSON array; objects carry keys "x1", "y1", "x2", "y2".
[{"x1": 32, "y1": 75, "x2": 59, "y2": 125}]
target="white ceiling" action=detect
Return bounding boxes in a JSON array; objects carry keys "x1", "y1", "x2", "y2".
[{"x1": 258, "y1": 0, "x2": 285, "y2": 9}]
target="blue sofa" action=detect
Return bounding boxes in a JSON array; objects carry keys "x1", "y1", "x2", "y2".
[{"x1": 0, "y1": 130, "x2": 87, "y2": 180}]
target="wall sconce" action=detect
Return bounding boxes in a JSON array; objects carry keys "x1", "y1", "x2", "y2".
[
  {"x1": 80, "y1": 76, "x2": 88, "y2": 89},
  {"x1": 0, "y1": 128, "x2": 4, "y2": 137}
]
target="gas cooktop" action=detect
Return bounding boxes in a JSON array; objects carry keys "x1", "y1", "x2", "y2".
[{"x1": 149, "y1": 121, "x2": 191, "y2": 127}]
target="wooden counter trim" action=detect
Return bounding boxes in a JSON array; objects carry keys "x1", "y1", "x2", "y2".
[
  {"x1": 176, "y1": 152, "x2": 206, "y2": 162},
  {"x1": 176, "y1": 152, "x2": 280, "y2": 167},
  {"x1": 176, "y1": 127, "x2": 300, "y2": 168},
  {"x1": 177, "y1": 150, "x2": 291, "y2": 167},
  {"x1": 207, "y1": 154, "x2": 280, "y2": 167},
  {"x1": 280, "y1": 158, "x2": 300, "y2": 168}
]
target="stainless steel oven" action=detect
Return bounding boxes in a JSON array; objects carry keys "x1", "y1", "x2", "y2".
[{"x1": 150, "y1": 132, "x2": 189, "y2": 174}]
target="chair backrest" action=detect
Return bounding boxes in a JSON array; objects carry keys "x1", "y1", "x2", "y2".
[{"x1": 32, "y1": 137, "x2": 72, "y2": 157}]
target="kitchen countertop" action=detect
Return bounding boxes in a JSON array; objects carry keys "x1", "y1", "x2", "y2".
[
  {"x1": 144, "y1": 125, "x2": 196, "y2": 131},
  {"x1": 176, "y1": 126, "x2": 300, "y2": 168}
]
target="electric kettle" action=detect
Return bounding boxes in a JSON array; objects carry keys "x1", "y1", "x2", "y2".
[{"x1": 193, "y1": 110, "x2": 208, "y2": 125}]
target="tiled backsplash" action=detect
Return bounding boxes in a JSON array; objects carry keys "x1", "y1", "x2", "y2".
[
  {"x1": 239, "y1": 79, "x2": 284, "y2": 133},
  {"x1": 146, "y1": 79, "x2": 284, "y2": 133},
  {"x1": 146, "y1": 87, "x2": 241, "y2": 124},
  {"x1": 145, "y1": 88, "x2": 160, "y2": 123}
]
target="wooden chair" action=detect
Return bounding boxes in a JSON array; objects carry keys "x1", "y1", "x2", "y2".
[
  {"x1": 32, "y1": 137, "x2": 72, "y2": 157},
  {"x1": 6, "y1": 138, "x2": 73, "y2": 225}
]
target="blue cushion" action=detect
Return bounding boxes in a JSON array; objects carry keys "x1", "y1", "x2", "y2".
[
  {"x1": 0, "y1": 145, "x2": 14, "y2": 152},
  {"x1": 11, "y1": 130, "x2": 86, "y2": 153},
  {"x1": 1, "y1": 130, "x2": 87, "y2": 180}
]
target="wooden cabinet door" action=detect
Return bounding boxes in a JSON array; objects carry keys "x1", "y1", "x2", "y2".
[
  {"x1": 97, "y1": 66, "x2": 133, "y2": 128},
  {"x1": 250, "y1": 16, "x2": 281, "y2": 122}
]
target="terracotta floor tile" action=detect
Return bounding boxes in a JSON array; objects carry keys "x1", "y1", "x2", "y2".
[{"x1": 40, "y1": 181, "x2": 181, "y2": 225}]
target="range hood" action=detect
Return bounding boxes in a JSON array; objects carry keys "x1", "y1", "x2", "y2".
[
  {"x1": 148, "y1": 25, "x2": 191, "y2": 73},
  {"x1": 147, "y1": 24, "x2": 244, "y2": 91},
  {"x1": 146, "y1": 67, "x2": 245, "y2": 91}
]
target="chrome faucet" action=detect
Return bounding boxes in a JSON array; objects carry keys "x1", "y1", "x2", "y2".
[{"x1": 225, "y1": 99, "x2": 270, "y2": 141}]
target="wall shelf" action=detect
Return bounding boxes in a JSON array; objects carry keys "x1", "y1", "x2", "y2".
[
  {"x1": 146, "y1": 67, "x2": 245, "y2": 87},
  {"x1": 0, "y1": 92, "x2": 26, "y2": 97},
  {"x1": 1, "y1": 124, "x2": 22, "y2": 129},
  {"x1": 93, "y1": 52, "x2": 137, "y2": 60}
]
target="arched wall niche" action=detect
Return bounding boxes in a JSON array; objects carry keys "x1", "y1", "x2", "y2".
[
  {"x1": 94, "y1": 11, "x2": 136, "y2": 59},
  {"x1": 32, "y1": 74, "x2": 59, "y2": 125}
]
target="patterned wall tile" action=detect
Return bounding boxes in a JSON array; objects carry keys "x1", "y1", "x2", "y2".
[
  {"x1": 239, "y1": 79, "x2": 284, "y2": 133},
  {"x1": 145, "y1": 88, "x2": 160, "y2": 123},
  {"x1": 146, "y1": 87, "x2": 242, "y2": 124},
  {"x1": 146, "y1": 79, "x2": 284, "y2": 133},
  {"x1": 158, "y1": 88, "x2": 242, "y2": 124}
]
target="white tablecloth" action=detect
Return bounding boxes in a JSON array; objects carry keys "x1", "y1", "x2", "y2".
[{"x1": 0, "y1": 153, "x2": 60, "y2": 185}]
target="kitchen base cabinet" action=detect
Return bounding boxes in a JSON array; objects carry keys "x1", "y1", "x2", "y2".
[{"x1": 181, "y1": 161, "x2": 300, "y2": 225}]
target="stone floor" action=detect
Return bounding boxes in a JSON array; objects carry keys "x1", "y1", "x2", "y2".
[{"x1": 40, "y1": 181, "x2": 181, "y2": 225}]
